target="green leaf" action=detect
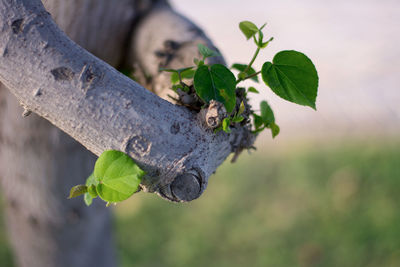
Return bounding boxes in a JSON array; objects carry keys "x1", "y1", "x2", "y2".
[
  {"x1": 269, "y1": 122, "x2": 280, "y2": 138},
  {"x1": 86, "y1": 172, "x2": 96, "y2": 186},
  {"x1": 232, "y1": 116, "x2": 244, "y2": 123},
  {"x1": 231, "y1": 63, "x2": 259, "y2": 82},
  {"x1": 84, "y1": 193, "x2": 93, "y2": 206},
  {"x1": 194, "y1": 58, "x2": 204, "y2": 66},
  {"x1": 260, "y1": 37, "x2": 274, "y2": 49},
  {"x1": 87, "y1": 184, "x2": 98, "y2": 198},
  {"x1": 94, "y1": 150, "x2": 145, "y2": 203},
  {"x1": 248, "y1": 87, "x2": 259, "y2": 94},
  {"x1": 260, "y1": 101, "x2": 275, "y2": 125},
  {"x1": 194, "y1": 64, "x2": 237, "y2": 113},
  {"x1": 68, "y1": 185, "x2": 87, "y2": 199},
  {"x1": 238, "y1": 101, "x2": 245, "y2": 115},
  {"x1": 171, "y1": 69, "x2": 195, "y2": 84},
  {"x1": 239, "y1": 21, "x2": 259, "y2": 40},
  {"x1": 261, "y1": 50, "x2": 318, "y2": 109},
  {"x1": 197, "y1": 44, "x2": 221, "y2": 59},
  {"x1": 253, "y1": 114, "x2": 264, "y2": 129},
  {"x1": 222, "y1": 117, "x2": 231, "y2": 133}
]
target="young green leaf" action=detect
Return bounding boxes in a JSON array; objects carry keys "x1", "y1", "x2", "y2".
[
  {"x1": 269, "y1": 122, "x2": 280, "y2": 138},
  {"x1": 197, "y1": 44, "x2": 221, "y2": 59},
  {"x1": 194, "y1": 64, "x2": 237, "y2": 113},
  {"x1": 260, "y1": 101, "x2": 275, "y2": 124},
  {"x1": 171, "y1": 69, "x2": 195, "y2": 84},
  {"x1": 82, "y1": 173, "x2": 97, "y2": 206},
  {"x1": 232, "y1": 116, "x2": 244, "y2": 123},
  {"x1": 238, "y1": 101, "x2": 245, "y2": 115},
  {"x1": 261, "y1": 50, "x2": 318, "y2": 109},
  {"x1": 68, "y1": 185, "x2": 87, "y2": 199},
  {"x1": 84, "y1": 193, "x2": 93, "y2": 206},
  {"x1": 260, "y1": 37, "x2": 274, "y2": 49},
  {"x1": 248, "y1": 87, "x2": 259, "y2": 94},
  {"x1": 222, "y1": 117, "x2": 232, "y2": 133},
  {"x1": 94, "y1": 150, "x2": 145, "y2": 203},
  {"x1": 231, "y1": 63, "x2": 259, "y2": 82},
  {"x1": 239, "y1": 21, "x2": 259, "y2": 40},
  {"x1": 257, "y1": 101, "x2": 280, "y2": 138},
  {"x1": 87, "y1": 184, "x2": 98, "y2": 198},
  {"x1": 193, "y1": 58, "x2": 204, "y2": 66},
  {"x1": 86, "y1": 172, "x2": 96, "y2": 186},
  {"x1": 253, "y1": 113, "x2": 264, "y2": 130}
]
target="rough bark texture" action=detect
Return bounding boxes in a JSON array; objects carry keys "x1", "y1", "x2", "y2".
[
  {"x1": 129, "y1": 1, "x2": 225, "y2": 100},
  {"x1": 0, "y1": 0, "x2": 254, "y2": 266},
  {"x1": 0, "y1": 0, "x2": 141, "y2": 266},
  {"x1": 0, "y1": 86, "x2": 114, "y2": 267}
]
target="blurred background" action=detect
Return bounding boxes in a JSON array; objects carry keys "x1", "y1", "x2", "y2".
[{"x1": 1, "y1": 0, "x2": 399, "y2": 266}]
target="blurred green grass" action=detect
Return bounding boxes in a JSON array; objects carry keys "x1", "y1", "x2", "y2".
[{"x1": 1, "y1": 140, "x2": 400, "y2": 267}]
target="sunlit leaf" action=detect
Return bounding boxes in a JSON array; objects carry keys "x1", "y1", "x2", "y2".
[
  {"x1": 222, "y1": 118, "x2": 232, "y2": 133},
  {"x1": 261, "y1": 50, "x2": 318, "y2": 109},
  {"x1": 94, "y1": 150, "x2": 145, "y2": 203}
]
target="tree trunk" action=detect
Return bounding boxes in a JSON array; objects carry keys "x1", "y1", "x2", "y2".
[{"x1": 0, "y1": 1, "x2": 140, "y2": 266}]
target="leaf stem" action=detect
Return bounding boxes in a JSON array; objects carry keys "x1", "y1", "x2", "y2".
[
  {"x1": 236, "y1": 71, "x2": 261, "y2": 85},
  {"x1": 244, "y1": 47, "x2": 260, "y2": 74},
  {"x1": 236, "y1": 47, "x2": 260, "y2": 84}
]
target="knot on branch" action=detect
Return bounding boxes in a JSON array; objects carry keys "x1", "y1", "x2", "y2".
[
  {"x1": 158, "y1": 169, "x2": 204, "y2": 202},
  {"x1": 198, "y1": 100, "x2": 226, "y2": 129}
]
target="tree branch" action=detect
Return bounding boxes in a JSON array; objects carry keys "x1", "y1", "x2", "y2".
[
  {"x1": 128, "y1": 1, "x2": 225, "y2": 100},
  {"x1": 0, "y1": 0, "x2": 253, "y2": 202}
]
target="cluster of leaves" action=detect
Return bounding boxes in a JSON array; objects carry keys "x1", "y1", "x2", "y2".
[
  {"x1": 68, "y1": 150, "x2": 144, "y2": 206},
  {"x1": 161, "y1": 20, "x2": 319, "y2": 137}
]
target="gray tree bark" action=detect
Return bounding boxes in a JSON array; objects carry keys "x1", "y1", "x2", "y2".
[
  {"x1": 0, "y1": 0, "x2": 139, "y2": 266},
  {"x1": 0, "y1": 0, "x2": 254, "y2": 266}
]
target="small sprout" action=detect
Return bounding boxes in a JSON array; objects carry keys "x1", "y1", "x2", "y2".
[
  {"x1": 248, "y1": 87, "x2": 259, "y2": 94},
  {"x1": 232, "y1": 116, "x2": 244, "y2": 123},
  {"x1": 194, "y1": 58, "x2": 204, "y2": 66},
  {"x1": 260, "y1": 37, "x2": 274, "y2": 49},
  {"x1": 84, "y1": 192, "x2": 93, "y2": 206},
  {"x1": 269, "y1": 122, "x2": 280, "y2": 138},
  {"x1": 222, "y1": 117, "x2": 232, "y2": 133},
  {"x1": 69, "y1": 150, "x2": 145, "y2": 206},
  {"x1": 238, "y1": 101, "x2": 245, "y2": 115},
  {"x1": 239, "y1": 21, "x2": 259, "y2": 40},
  {"x1": 68, "y1": 185, "x2": 88, "y2": 199},
  {"x1": 260, "y1": 101, "x2": 275, "y2": 125},
  {"x1": 197, "y1": 43, "x2": 221, "y2": 59},
  {"x1": 231, "y1": 63, "x2": 259, "y2": 83}
]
